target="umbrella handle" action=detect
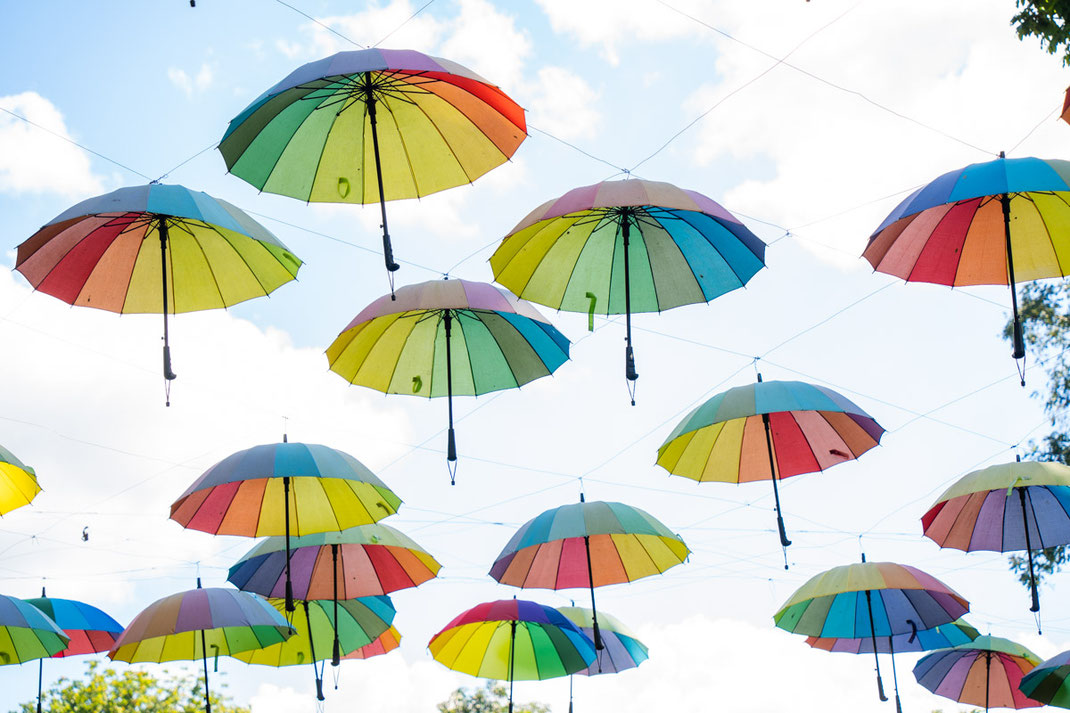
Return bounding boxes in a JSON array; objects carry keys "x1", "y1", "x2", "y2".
[{"x1": 876, "y1": 672, "x2": 888, "y2": 702}]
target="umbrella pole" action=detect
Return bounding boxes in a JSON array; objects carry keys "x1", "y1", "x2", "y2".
[
  {"x1": 985, "y1": 650, "x2": 991, "y2": 713},
  {"x1": 201, "y1": 629, "x2": 212, "y2": 713},
  {"x1": 508, "y1": 620, "x2": 517, "y2": 713},
  {"x1": 1017, "y1": 487, "x2": 1042, "y2": 613},
  {"x1": 569, "y1": 674, "x2": 574, "y2": 713},
  {"x1": 999, "y1": 167, "x2": 1026, "y2": 370},
  {"x1": 332, "y1": 543, "x2": 341, "y2": 666},
  {"x1": 621, "y1": 216, "x2": 638, "y2": 405},
  {"x1": 365, "y1": 86, "x2": 400, "y2": 296},
  {"x1": 888, "y1": 636, "x2": 903, "y2": 713},
  {"x1": 444, "y1": 310, "x2": 457, "y2": 484},
  {"x1": 758, "y1": 381, "x2": 791, "y2": 549},
  {"x1": 303, "y1": 601, "x2": 325, "y2": 701},
  {"x1": 37, "y1": 658, "x2": 43, "y2": 713},
  {"x1": 284, "y1": 476, "x2": 294, "y2": 613},
  {"x1": 583, "y1": 535, "x2": 604, "y2": 650},
  {"x1": 159, "y1": 218, "x2": 177, "y2": 404},
  {"x1": 863, "y1": 589, "x2": 888, "y2": 702}
]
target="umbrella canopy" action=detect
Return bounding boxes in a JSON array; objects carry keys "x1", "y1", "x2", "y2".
[
  {"x1": 0, "y1": 594, "x2": 69, "y2": 665},
  {"x1": 491, "y1": 178, "x2": 766, "y2": 402},
  {"x1": 1019, "y1": 650, "x2": 1070, "y2": 708},
  {"x1": 429, "y1": 599, "x2": 595, "y2": 713},
  {"x1": 219, "y1": 48, "x2": 526, "y2": 283},
  {"x1": 914, "y1": 636, "x2": 1042, "y2": 711},
  {"x1": 341, "y1": 625, "x2": 401, "y2": 661},
  {"x1": 0, "y1": 443, "x2": 41, "y2": 516},
  {"x1": 171, "y1": 441, "x2": 401, "y2": 613},
  {"x1": 863, "y1": 154, "x2": 1070, "y2": 371},
  {"x1": 14, "y1": 183, "x2": 302, "y2": 399},
  {"x1": 657, "y1": 377, "x2": 884, "y2": 548},
  {"x1": 922, "y1": 459, "x2": 1070, "y2": 614},
  {"x1": 326, "y1": 278, "x2": 569, "y2": 481},
  {"x1": 806, "y1": 618, "x2": 979, "y2": 654},
  {"x1": 557, "y1": 607, "x2": 648, "y2": 675}
]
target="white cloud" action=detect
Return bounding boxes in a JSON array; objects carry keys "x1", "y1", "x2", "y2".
[
  {"x1": 168, "y1": 63, "x2": 214, "y2": 98},
  {"x1": 524, "y1": 66, "x2": 602, "y2": 140},
  {"x1": 439, "y1": 0, "x2": 532, "y2": 90},
  {"x1": 0, "y1": 92, "x2": 104, "y2": 197},
  {"x1": 305, "y1": 2, "x2": 445, "y2": 57}
]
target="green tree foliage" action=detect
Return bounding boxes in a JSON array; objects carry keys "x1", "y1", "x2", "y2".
[
  {"x1": 1004, "y1": 282, "x2": 1070, "y2": 585},
  {"x1": 437, "y1": 683, "x2": 550, "y2": 713},
  {"x1": 12, "y1": 660, "x2": 249, "y2": 713},
  {"x1": 1011, "y1": 0, "x2": 1070, "y2": 65}
]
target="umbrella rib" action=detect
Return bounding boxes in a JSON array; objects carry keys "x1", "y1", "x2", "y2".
[
  {"x1": 185, "y1": 223, "x2": 229, "y2": 309},
  {"x1": 373, "y1": 94, "x2": 425, "y2": 198},
  {"x1": 116, "y1": 217, "x2": 150, "y2": 314},
  {"x1": 1025, "y1": 488, "x2": 1047, "y2": 550}
]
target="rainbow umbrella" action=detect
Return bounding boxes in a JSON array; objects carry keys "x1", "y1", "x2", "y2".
[
  {"x1": 864, "y1": 154, "x2": 1070, "y2": 377},
  {"x1": 170, "y1": 440, "x2": 401, "y2": 614},
  {"x1": 342, "y1": 625, "x2": 401, "y2": 661},
  {"x1": 657, "y1": 377, "x2": 884, "y2": 549},
  {"x1": 922, "y1": 459, "x2": 1070, "y2": 616},
  {"x1": 109, "y1": 584, "x2": 292, "y2": 713},
  {"x1": 228, "y1": 523, "x2": 437, "y2": 662},
  {"x1": 491, "y1": 178, "x2": 765, "y2": 403},
  {"x1": 0, "y1": 443, "x2": 41, "y2": 516},
  {"x1": 775, "y1": 558, "x2": 969, "y2": 711},
  {"x1": 326, "y1": 278, "x2": 569, "y2": 482},
  {"x1": 558, "y1": 607, "x2": 648, "y2": 713},
  {"x1": 14, "y1": 183, "x2": 302, "y2": 403},
  {"x1": 914, "y1": 636, "x2": 1042, "y2": 712},
  {"x1": 219, "y1": 48, "x2": 526, "y2": 290},
  {"x1": 489, "y1": 497, "x2": 688, "y2": 651},
  {"x1": 231, "y1": 596, "x2": 394, "y2": 701},
  {"x1": 25, "y1": 588, "x2": 124, "y2": 713},
  {"x1": 429, "y1": 599, "x2": 595, "y2": 713},
  {"x1": 1019, "y1": 650, "x2": 1070, "y2": 708},
  {"x1": 0, "y1": 594, "x2": 69, "y2": 666}
]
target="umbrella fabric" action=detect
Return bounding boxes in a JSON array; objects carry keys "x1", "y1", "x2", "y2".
[
  {"x1": 0, "y1": 595, "x2": 69, "y2": 665},
  {"x1": 0, "y1": 443, "x2": 41, "y2": 516},
  {"x1": 109, "y1": 587, "x2": 292, "y2": 662},
  {"x1": 774, "y1": 561, "x2": 969, "y2": 638},
  {"x1": 557, "y1": 607, "x2": 648, "y2": 675},
  {"x1": 170, "y1": 442, "x2": 401, "y2": 537},
  {"x1": 491, "y1": 178, "x2": 765, "y2": 315},
  {"x1": 342, "y1": 625, "x2": 401, "y2": 660},
  {"x1": 806, "y1": 618, "x2": 979, "y2": 654},
  {"x1": 24, "y1": 595, "x2": 123, "y2": 657},
  {"x1": 327, "y1": 279, "x2": 569, "y2": 398},
  {"x1": 489, "y1": 500, "x2": 689, "y2": 589},
  {"x1": 1019, "y1": 650, "x2": 1070, "y2": 708},
  {"x1": 913, "y1": 636, "x2": 1042, "y2": 710},
  {"x1": 228, "y1": 524, "x2": 440, "y2": 600},
  {"x1": 15, "y1": 183, "x2": 301, "y2": 314},
  {"x1": 219, "y1": 49, "x2": 526, "y2": 205},
  {"x1": 429, "y1": 599, "x2": 594, "y2": 681},
  {"x1": 657, "y1": 379, "x2": 884, "y2": 483},
  {"x1": 230, "y1": 596, "x2": 394, "y2": 666}
]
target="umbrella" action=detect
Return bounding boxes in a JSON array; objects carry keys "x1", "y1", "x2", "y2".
[
  {"x1": 341, "y1": 625, "x2": 401, "y2": 660},
  {"x1": 429, "y1": 599, "x2": 595, "y2": 713},
  {"x1": 557, "y1": 606, "x2": 648, "y2": 675},
  {"x1": 1062, "y1": 86, "x2": 1070, "y2": 126},
  {"x1": 863, "y1": 154, "x2": 1070, "y2": 379},
  {"x1": 0, "y1": 594, "x2": 69, "y2": 666},
  {"x1": 922, "y1": 459, "x2": 1070, "y2": 616},
  {"x1": 227, "y1": 522, "x2": 437, "y2": 662},
  {"x1": 656, "y1": 377, "x2": 884, "y2": 549},
  {"x1": 914, "y1": 636, "x2": 1042, "y2": 712},
  {"x1": 805, "y1": 617, "x2": 979, "y2": 653},
  {"x1": 170, "y1": 440, "x2": 402, "y2": 614},
  {"x1": 219, "y1": 48, "x2": 526, "y2": 291},
  {"x1": 14, "y1": 183, "x2": 302, "y2": 404},
  {"x1": 108, "y1": 583, "x2": 292, "y2": 713},
  {"x1": 326, "y1": 278, "x2": 570, "y2": 482},
  {"x1": 26, "y1": 588, "x2": 124, "y2": 713},
  {"x1": 491, "y1": 178, "x2": 766, "y2": 403},
  {"x1": 1019, "y1": 650, "x2": 1070, "y2": 708},
  {"x1": 489, "y1": 496, "x2": 689, "y2": 651},
  {"x1": 0, "y1": 443, "x2": 41, "y2": 516},
  {"x1": 775, "y1": 557, "x2": 969, "y2": 711},
  {"x1": 231, "y1": 596, "x2": 394, "y2": 701}
]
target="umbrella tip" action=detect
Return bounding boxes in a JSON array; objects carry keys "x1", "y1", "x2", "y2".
[
  {"x1": 196, "y1": 577, "x2": 202, "y2": 589},
  {"x1": 580, "y1": 492, "x2": 585, "y2": 503},
  {"x1": 860, "y1": 552, "x2": 866, "y2": 563}
]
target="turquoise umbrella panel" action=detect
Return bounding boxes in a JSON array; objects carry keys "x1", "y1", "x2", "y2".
[{"x1": 777, "y1": 588, "x2": 968, "y2": 639}]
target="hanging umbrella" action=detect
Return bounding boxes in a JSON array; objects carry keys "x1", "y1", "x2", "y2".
[
  {"x1": 922, "y1": 459, "x2": 1070, "y2": 616},
  {"x1": 227, "y1": 523, "x2": 437, "y2": 663},
  {"x1": 429, "y1": 599, "x2": 595, "y2": 713},
  {"x1": 491, "y1": 178, "x2": 766, "y2": 404},
  {"x1": 0, "y1": 594, "x2": 69, "y2": 666},
  {"x1": 326, "y1": 278, "x2": 569, "y2": 483},
  {"x1": 805, "y1": 617, "x2": 979, "y2": 653},
  {"x1": 489, "y1": 496, "x2": 688, "y2": 652},
  {"x1": 231, "y1": 595, "x2": 394, "y2": 701},
  {"x1": 557, "y1": 606, "x2": 648, "y2": 675},
  {"x1": 914, "y1": 636, "x2": 1042, "y2": 712},
  {"x1": 170, "y1": 440, "x2": 401, "y2": 614},
  {"x1": 108, "y1": 584, "x2": 292, "y2": 713},
  {"x1": 0, "y1": 443, "x2": 41, "y2": 516},
  {"x1": 219, "y1": 48, "x2": 526, "y2": 291},
  {"x1": 656, "y1": 377, "x2": 884, "y2": 549},
  {"x1": 1019, "y1": 650, "x2": 1070, "y2": 708},
  {"x1": 25, "y1": 588, "x2": 124, "y2": 713},
  {"x1": 341, "y1": 625, "x2": 401, "y2": 660},
  {"x1": 14, "y1": 183, "x2": 302, "y2": 404},
  {"x1": 775, "y1": 558, "x2": 969, "y2": 712},
  {"x1": 863, "y1": 154, "x2": 1070, "y2": 379}
]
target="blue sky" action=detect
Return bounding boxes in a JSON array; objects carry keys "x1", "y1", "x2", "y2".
[{"x1": 2, "y1": 1, "x2": 1070, "y2": 712}]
